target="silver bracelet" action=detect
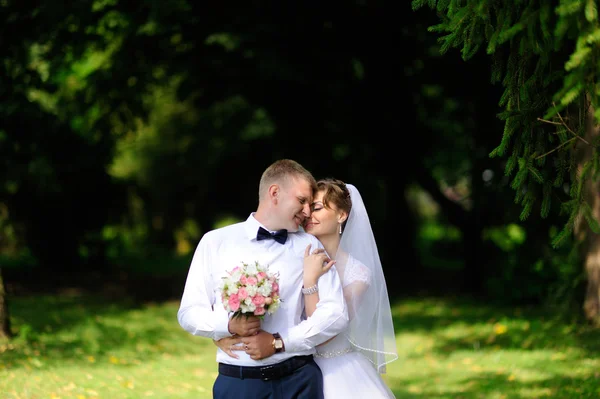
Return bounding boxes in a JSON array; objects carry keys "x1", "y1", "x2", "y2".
[{"x1": 301, "y1": 284, "x2": 319, "y2": 295}]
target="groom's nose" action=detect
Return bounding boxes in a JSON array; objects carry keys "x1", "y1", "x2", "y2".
[{"x1": 302, "y1": 202, "x2": 311, "y2": 218}]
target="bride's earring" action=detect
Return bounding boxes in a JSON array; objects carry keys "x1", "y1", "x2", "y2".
[{"x1": 339, "y1": 223, "x2": 342, "y2": 235}]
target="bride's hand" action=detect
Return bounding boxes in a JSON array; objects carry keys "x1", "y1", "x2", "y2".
[
  {"x1": 303, "y1": 244, "x2": 336, "y2": 287},
  {"x1": 213, "y1": 335, "x2": 244, "y2": 359}
]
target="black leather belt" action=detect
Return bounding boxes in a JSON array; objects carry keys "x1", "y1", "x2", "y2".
[{"x1": 218, "y1": 355, "x2": 313, "y2": 381}]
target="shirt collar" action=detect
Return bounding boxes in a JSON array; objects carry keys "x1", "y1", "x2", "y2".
[
  {"x1": 244, "y1": 213, "x2": 265, "y2": 241},
  {"x1": 244, "y1": 213, "x2": 296, "y2": 242}
]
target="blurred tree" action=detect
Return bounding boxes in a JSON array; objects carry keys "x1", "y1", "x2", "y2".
[
  {"x1": 413, "y1": 0, "x2": 600, "y2": 324},
  {"x1": 0, "y1": 269, "x2": 10, "y2": 338},
  {"x1": 0, "y1": 0, "x2": 576, "y2": 315},
  {"x1": 0, "y1": 1, "x2": 128, "y2": 275}
]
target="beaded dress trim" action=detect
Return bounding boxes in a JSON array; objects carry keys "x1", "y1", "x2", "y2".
[{"x1": 313, "y1": 347, "x2": 353, "y2": 358}]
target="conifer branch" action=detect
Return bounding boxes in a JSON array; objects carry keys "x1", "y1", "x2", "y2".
[
  {"x1": 537, "y1": 115, "x2": 589, "y2": 145},
  {"x1": 535, "y1": 136, "x2": 577, "y2": 159},
  {"x1": 536, "y1": 118, "x2": 562, "y2": 126},
  {"x1": 553, "y1": 102, "x2": 591, "y2": 145}
]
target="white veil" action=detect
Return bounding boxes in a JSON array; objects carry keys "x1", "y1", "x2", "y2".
[{"x1": 337, "y1": 184, "x2": 398, "y2": 373}]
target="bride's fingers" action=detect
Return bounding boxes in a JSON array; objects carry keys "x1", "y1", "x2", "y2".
[
  {"x1": 322, "y1": 260, "x2": 336, "y2": 272},
  {"x1": 222, "y1": 336, "x2": 242, "y2": 345},
  {"x1": 316, "y1": 253, "x2": 330, "y2": 261},
  {"x1": 304, "y1": 244, "x2": 312, "y2": 257},
  {"x1": 223, "y1": 344, "x2": 242, "y2": 359}
]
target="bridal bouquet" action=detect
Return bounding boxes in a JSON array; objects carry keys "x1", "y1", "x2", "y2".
[{"x1": 220, "y1": 261, "x2": 281, "y2": 319}]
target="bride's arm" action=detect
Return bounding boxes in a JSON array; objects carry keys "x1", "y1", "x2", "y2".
[
  {"x1": 305, "y1": 275, "x2": 368, "y2": 347},
  {"x1": 343, "y1": 281, "x2": 368, "y2": 321},
  {"x1": 303, "y1": 244, "x2": 336, "y2": 317}
]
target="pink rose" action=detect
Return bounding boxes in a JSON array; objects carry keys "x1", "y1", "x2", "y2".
[
  {"x1": 228, "y1": 293, "x2": 240, "y2": 312},
  {"x1": 254, "y1": 306, "x2": 266, "y2": 316},
  {"x1": 264, "y1": 297, "x2": 273, "y2": 305},
  {"x1": 240, "y1": 275, "x2": 248, "y2": 285},
  {"x1": 271, "y1": 282, "x2": 279, "y2": 294},
  {"x1": 238, "y1": 287, "x2": 248, "y2": 300},
  {"x1": 252, "y1": 295, "x2": 265, "y2": 306},
  {"x1": 231, "y1": 266, "x2": 241, "y2": 274},
  {"x1": 256, "y1": 272, "x2": 267, "y2": 282},
  {"x1": 246, "y1": 277, "x2": 258, "y2": 286}
]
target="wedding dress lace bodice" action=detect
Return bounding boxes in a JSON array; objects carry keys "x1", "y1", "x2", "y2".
[{"x1": 315, "y1": 255, "x2": 371, "y2": 358}]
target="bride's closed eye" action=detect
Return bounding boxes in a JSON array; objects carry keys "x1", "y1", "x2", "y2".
[{"x1": 311, "y1": 202, "x2": 324, "y2": 212}]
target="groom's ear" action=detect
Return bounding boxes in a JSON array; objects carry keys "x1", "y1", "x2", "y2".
[{"x1": 268, "y1": 184, "x2": 280, "y2": 203}]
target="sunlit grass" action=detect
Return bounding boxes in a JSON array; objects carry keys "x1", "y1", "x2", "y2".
[
  {"x1": 2, "y1": 295, "x2": 599, "y2": 398},
  {"x1": 2, "y1": 295, "x2": 218, "y2": 399},
  {"x1": 386, "y1": 298, "x2": 600, "y2": 398}
]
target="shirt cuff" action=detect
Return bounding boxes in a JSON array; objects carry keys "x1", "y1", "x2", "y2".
[
  {"x1": 281, "y1": 330, "x2": 303, "y2": 353},
  {"x1": 213, "y1": 315, "x2": 233, "y2": 340}
]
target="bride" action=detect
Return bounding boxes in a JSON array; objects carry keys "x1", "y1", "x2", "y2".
[{"x1": 301, "y1": 179, "x2": 398, "y2": 398}]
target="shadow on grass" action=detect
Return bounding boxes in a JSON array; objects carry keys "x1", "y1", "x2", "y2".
[
  {"x1": 2, "y1": 293, "x2": 210, "y2": 371},
  {"x1": 391, "y1": 295, "x2": 600, "y2": 358},
  {"x1": 391, "y1": 371, "x2": 599, "y2": 399},
  {"x1": 4, "y1": 289, "x2": 600, "y2": 399}
]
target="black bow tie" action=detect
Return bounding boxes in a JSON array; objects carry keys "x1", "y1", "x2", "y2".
[{"x1": 256, "y1": 227, "x2": 288, "y2": 244}]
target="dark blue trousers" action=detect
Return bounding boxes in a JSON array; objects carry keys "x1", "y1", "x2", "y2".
[{"x1": 213, "y1": 358, "x2": 324, "y2": 399}]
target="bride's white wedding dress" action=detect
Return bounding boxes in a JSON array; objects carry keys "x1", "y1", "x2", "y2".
[{"x1": 313, "y1": 255, "x2": 396, "y2": 399}]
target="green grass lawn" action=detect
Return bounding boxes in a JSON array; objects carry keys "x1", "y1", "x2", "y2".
[{"x1": 1, "y1": 293, "x2": 599, "y2": 399}]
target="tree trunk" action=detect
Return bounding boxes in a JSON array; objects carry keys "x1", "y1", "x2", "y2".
[
  {"x1": 462, "y1": 219, "x2": 486, "y2": 296},
  {"x1": 0, "y1": 268, "x2": 12, "y2": 339},
  {"x1": 574, "y1": 95, "x2": 600, "y2": 325}
]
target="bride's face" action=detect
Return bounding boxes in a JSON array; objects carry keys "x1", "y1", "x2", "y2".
[{"x1": 303, "y1": 190, "x2": 341, "y2": 238}]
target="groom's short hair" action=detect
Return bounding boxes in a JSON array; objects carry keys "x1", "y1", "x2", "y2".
[{"x1": 258, "y1": 159, "x2": 317, "y2": 201}]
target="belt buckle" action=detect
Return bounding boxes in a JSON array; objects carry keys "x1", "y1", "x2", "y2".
[{"x1": 259, "y1": 364, "x2": 277, "y2": 381}]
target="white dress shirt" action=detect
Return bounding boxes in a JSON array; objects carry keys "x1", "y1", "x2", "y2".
[{"x1": 177, "y1": 213, "x2": 349, "y2": 366}]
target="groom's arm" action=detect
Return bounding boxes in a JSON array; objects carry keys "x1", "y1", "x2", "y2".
[
  {"x1": 177, "y1": 233, "x2": 236, "y2": 341},
  {"x1": 240, "y1": 265, "x2": 348, "y2": 360},
  {"x1": 237, "y1": 237, "x2": 348, "y2": 360}
]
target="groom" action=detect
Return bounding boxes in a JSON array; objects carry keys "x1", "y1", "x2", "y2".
[{"x1": 177, "y1": 159, "x2": 348, "y2": 398}]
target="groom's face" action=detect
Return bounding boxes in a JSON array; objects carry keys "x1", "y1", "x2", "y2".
[{"x1": 277, "y1": 177, "x2": 313, "y2": 232}]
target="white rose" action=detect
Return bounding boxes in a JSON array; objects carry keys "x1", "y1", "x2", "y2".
[
  {"x1": 246, "y1": 262, "x2": 258, "y2": 275},
  {"x1": 258, "y1": 284, "x2": 272, "y2": 297},
  {"x1": 246, "y1": 285, "x2": 258, "y2": 297},
  {"x1": 267, "y1": 300, "x2": 280, "y2": 314},
  {"x1": 227, "y1": 285, "x2": 239, "y2": 295}
]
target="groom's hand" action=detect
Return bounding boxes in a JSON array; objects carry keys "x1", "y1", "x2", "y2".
[
  {"x1": 228, "y1": 315, "x2": 261, "y2": 337},
  {"x1": 241, "y1": 330, "x2": 276, "y2": 360}
]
